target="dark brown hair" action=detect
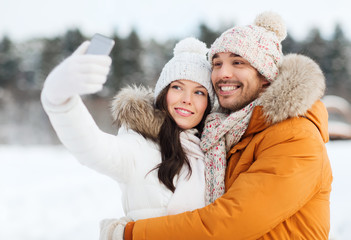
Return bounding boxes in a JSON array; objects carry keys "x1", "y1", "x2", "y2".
[{"x1": 153, "y1": 84, "x2": 211, "y2": 192}]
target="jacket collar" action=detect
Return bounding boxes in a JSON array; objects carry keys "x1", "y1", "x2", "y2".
[{"x1": 241, "y1": 54, "x2": 328, "y2": 141}]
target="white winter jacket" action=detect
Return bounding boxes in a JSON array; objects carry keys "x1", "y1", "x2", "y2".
[{"x1": 41, "y1": 86, "x2": 206, "y2": 221}]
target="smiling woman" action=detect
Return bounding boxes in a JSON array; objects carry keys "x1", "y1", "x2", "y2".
[
  {"x1": 151, "y1": 37, "x2": 213, "y2": 194},
  {"x1": 166, "y1": 79, "x2": 209, "y2": 130},
  {"x1": 40, "y1": 36, "x2": 214, "y2": 238}
]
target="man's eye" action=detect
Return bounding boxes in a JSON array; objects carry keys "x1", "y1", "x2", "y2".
[
  {"x1": 212, "y1": 62, "x2": 222, "y2": 67},
  {"x1": 233, "y1": 61, "x2": 243, "y2": 65}
]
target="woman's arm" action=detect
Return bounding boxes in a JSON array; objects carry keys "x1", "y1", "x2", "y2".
[
  {"x1": 42, "y1": 94, "x2": 135, "y2": 182},
  {"x1": 41, "y1": 41, "x2": 134, "y2": 182}
]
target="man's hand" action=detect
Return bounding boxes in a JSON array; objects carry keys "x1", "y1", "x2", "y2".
[{"x1": 42, "y1": 41, "x2": 112, "y2": 105}]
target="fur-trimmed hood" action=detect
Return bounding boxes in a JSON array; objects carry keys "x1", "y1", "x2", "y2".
[
  {"x1": 110, "y1": 85, "x2": 165, "y2": 141},
  {"x1": 110, "y1": 54, "x2": 325, "y2": 140},
  {"x1": 259, "y1": 53, "x2": 325, "y2": 124}
]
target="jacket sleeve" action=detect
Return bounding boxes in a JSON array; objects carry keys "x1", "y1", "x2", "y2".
[
  {"x1": 128, "y1": 119, "x2": 326, "y2": 240},
  {"x1": 41, "y1": 94, "x2": 135, "y2": 182}
]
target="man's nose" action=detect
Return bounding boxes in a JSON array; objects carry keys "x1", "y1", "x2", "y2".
[{"x1": 219, "y1": 64, "x2": 233, "y2": 79}]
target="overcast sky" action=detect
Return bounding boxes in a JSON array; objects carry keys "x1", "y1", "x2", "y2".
[{"x1": 1, "y1": 0, "x2": 350, "y2": 42}]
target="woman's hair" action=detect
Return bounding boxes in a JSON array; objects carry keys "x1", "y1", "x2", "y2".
[{"x1": 153, "y1": 84, "x2": 211, "y2": 192}]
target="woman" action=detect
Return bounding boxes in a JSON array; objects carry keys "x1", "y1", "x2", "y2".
[{"x1": 41, "y1": 37, "x2": 214, "y2": 238}]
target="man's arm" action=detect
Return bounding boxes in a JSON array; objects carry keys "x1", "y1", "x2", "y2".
[{"x1": 125, "y1": 120, "x2": 325, "y2": 240}]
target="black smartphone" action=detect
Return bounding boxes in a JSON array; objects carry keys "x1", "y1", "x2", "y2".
[{"x1": 86, "y1": 33, "x2": 115, "y2": 55}]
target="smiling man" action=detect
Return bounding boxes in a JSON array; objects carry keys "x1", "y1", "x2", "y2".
[
  {"x1": 124, "y1": 11, "x2": 333, "y2": 240},
  {"x1": 211, "y1": 52, "x2": 269, "y2": 112}
]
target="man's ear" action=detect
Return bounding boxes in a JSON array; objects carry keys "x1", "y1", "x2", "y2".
[{"x1": 261, "y1": 77, "x2": 270, "y2": 88}]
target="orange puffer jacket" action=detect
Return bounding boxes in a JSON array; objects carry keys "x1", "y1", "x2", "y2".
[{"x1": 126, "y1": 54, "x2": 333, "y2": 240}]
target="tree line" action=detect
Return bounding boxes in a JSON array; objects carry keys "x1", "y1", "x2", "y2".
[
  {"x1": 0, "y1": 22, "x2": 351, "y2": 144},
  {"x1": 1, "y1": 22, "x2": 350, "y2": 101}
]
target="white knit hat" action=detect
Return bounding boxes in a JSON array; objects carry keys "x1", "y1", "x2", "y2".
[
  {"x1": 154, "y1": 37, "x2": 214, "y2": 106},
  {"x1": 208, "y1": 11, "x2": 287, "y2": 82}
]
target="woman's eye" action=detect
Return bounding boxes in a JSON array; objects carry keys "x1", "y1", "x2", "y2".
[
  {"x1": 195, "y1": 90, "x2": 205, "y2": 96},
  {"x1": 171, "y1": 85, "x2": 181, "y2": 90}
]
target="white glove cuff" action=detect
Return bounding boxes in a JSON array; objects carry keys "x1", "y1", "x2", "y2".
[{"x1": 41, "y1": 91, "x2": 80, "y2": 114}]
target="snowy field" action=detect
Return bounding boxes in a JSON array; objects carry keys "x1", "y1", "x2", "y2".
[{"x1": 1, "y1": 140, "x2": 350, "y2": 240}]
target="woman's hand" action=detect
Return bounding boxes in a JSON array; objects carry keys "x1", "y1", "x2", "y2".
[{"x1": 42, "y1": 41, "x2": 112, "y2": 105}]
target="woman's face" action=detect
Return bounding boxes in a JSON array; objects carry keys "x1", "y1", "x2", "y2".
[{"x1": 166, "y1": 79, "x2": 209, "y2": 130}]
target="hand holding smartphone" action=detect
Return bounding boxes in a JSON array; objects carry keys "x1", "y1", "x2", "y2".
[{"x1": 86, "y1": 33, "x2": 115, "y2": 55}]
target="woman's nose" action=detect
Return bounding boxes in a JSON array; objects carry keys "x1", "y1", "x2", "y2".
[{"x1": 182, "y1": 92, "x2": 192, "y2": 105}]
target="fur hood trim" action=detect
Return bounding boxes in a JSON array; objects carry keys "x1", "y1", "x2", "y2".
[
  {"x1": 110, "y1": 85, "x2": 165, "y2": 141},
  {"x1": 259, "y1": 53, "x2": 325, "y2": 124}
]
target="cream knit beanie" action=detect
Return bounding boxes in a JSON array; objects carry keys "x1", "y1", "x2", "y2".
[
  {"x1": 154, "y1": 37, "x2": 214, "y2": 105},
  {"x1": 208, "y1": 11, "x2": 287, "y2": 82}
]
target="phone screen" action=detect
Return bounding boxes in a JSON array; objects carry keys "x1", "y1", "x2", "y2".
[{"x1": 86, "y1": 33, "x2": 115, "y2": 55}]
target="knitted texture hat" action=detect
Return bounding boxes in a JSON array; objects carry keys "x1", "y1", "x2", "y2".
[
  {"x1": 154, "y1": 37, "x2": 215, "y2": 105},
  {"x1": 208, "y1": 11, "x2": 287, "y2": 81}
]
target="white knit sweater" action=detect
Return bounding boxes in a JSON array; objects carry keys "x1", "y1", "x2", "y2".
[{"x1": 41, "y1": 94, "x2": 205, "y2": 220}]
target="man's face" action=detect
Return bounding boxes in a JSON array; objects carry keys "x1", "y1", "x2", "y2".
[{"x1": 211, "y1": 52, "x2": 269, "y2": 112}]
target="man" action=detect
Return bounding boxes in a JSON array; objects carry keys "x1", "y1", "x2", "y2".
[{"x1": 123, "y1": 11, "x2": 332, "y2": 240}]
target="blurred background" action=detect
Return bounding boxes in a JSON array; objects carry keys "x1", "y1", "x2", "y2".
[{"x1": 1, "y1": 0, "x2": 350, "y2": 239}]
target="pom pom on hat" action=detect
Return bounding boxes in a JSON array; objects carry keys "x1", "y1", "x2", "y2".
[
  {"x1": 254, "y1": 11, "x2": 287, "y2": 42},
  {"x1": 154, "y1": 37, "x2": 214, "y2": 106},
  {"x1": 173, "y1": 37, "x2": 208, "y2": 56}
]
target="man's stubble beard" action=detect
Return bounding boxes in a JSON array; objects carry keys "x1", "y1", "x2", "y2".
[{"x1": 218, "y1": 85, "x2": 263, "y2": 113}]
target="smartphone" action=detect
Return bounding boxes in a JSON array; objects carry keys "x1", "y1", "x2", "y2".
[{"x1": 86, "y1": 33, "x2": 115, "y2": 55}]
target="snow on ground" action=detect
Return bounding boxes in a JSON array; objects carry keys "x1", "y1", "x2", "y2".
[
  {"x1": 0, "y1": 141, "x2": 350, "y2": 239},
  {"x1": 0, "y1": 145, "x2": 123, "y2": 240}
]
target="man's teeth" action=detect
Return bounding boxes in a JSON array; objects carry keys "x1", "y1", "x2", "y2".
[{"x1": 221, "y1": 86, "x2": 238, "y2": 91}]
